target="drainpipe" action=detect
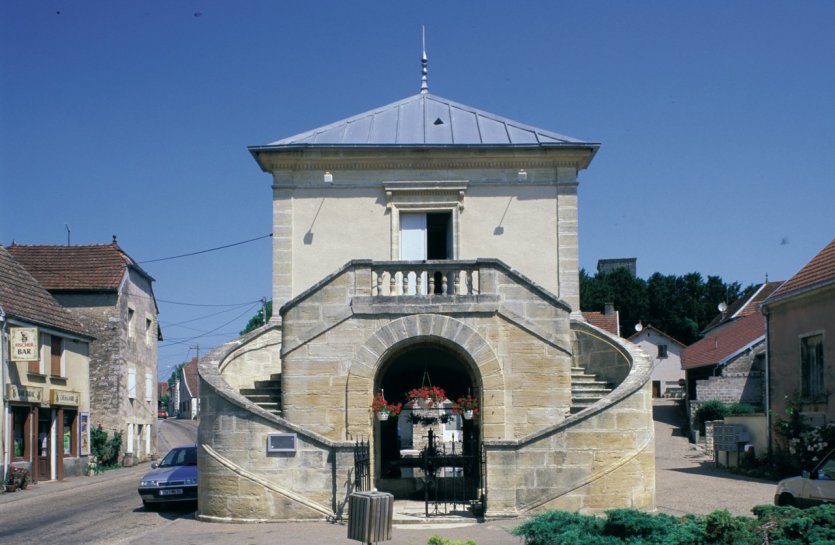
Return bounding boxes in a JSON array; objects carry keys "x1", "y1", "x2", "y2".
[{"x1": 1, "y1": 305, "x2": 8, "y2": 483}]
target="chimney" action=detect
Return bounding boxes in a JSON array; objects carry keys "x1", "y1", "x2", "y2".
[{"x1": 603, "y1": 302, "x2": 615, "y2": 316}]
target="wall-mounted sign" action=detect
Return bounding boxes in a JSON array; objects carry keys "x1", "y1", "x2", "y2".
[
  {"x1": 6, "y1": 384, "x2": 44, "y2": 403},
  {"x1": 10, "y1": 327, "x2": 39, "y2": 361},
  {"x1": 267, "y1": 433, "x2": 297, "y2": 453},
  {"x1": 50, "y1": 389, "x2": 81, "y2": 407}
]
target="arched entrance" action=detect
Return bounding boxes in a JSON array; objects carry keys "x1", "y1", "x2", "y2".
[{"x1": 374, "y1": 342, "x2": 481, "y2": 504}]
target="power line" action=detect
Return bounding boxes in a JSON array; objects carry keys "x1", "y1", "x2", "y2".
[
  {"x1": 157, "y1": 298, "x2": 262, "y2": 307},
  {"x1": 137, "y1": 233, "x2": 272, "y2": 264}
]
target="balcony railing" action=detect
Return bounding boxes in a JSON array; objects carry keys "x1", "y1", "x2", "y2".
[{"x1": 370, "y1": 261, "x2": 480, "y2": 296}]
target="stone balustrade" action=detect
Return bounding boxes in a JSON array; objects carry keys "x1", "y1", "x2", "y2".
[{"x1": 369, "y1": 261, "x2": 479, "y2": 296}]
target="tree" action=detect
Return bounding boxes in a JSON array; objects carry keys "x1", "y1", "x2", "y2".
[
  {"x1": 580, "y1": 268, "x2": 753, "y2": 345},
  {"x1": 240, "y1": 299, "x2": 272, "y2": 335}
]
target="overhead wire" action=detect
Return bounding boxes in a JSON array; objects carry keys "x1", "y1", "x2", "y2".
[{"x1": 137, "y1": 233, "x2": 272, "y2": 264}]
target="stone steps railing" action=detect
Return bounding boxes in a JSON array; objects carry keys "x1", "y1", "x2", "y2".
[{"x1": 370, "y1": 260, "x2": 479, "y2": 296}]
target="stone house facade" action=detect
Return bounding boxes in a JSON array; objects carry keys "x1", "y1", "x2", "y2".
[
  {"x1": 8, "y1": 240, "x2": 161, "y2": 465},
  {"x1": 1, "y1": 246, "x2": 94, "y2": 483},
  {"x1": 628, "y1": 325, "x2": 685, "y2": 398},
  {"x1": 197, "y1": 89, "x2": 654, "y2": 522},
  {"x1": 762, "y1": 238, "x2": 835, "y2": 451},
  {"x1": 176, "y1": 357, "x2": 200, "y2": 419}
]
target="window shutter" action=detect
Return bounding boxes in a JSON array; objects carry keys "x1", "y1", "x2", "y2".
[
  {"x1": 128, "y1": 367, "x2": 137, "y2": 399},
  {"x1": 145, "y1": 372, "x2": 153, "y2": 402}
]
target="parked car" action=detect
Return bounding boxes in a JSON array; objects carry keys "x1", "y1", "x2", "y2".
[
  {"x1": 138, "y1": 444, "x2": 197, "y2": 510},
  {"x1": 775, "y1": 448, "x2": 835, "y2": 507},
  {"x1": 157, "y1": 410, "x2": 168, "y2": 419}
]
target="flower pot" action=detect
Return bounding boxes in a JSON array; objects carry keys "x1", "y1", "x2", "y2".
[
  {"x1": 5, "y1": 484, "x2": 17, "y2": 493},
  {"x1": 410, "y1": 399, "x2": 422, "y2": 410},
  {"x1": 377, "y1": 412, "x2": 390, "y2": 421},
  {"x1": 463, "y1": 410, "x2": 474, "y2": 420}
]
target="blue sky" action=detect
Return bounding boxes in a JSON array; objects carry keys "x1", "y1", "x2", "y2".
[{"x1": 2, "y1": 1, "x2": 834, "y2": 380}]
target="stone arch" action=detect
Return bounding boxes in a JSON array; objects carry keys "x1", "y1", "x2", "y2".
[{"x1": 346, "y1": 314, "x2": 505, "y2": 439}]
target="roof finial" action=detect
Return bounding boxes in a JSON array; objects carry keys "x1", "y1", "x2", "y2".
[{"x1": 420, "y1": 26, "x2": 429, "y2": 95}]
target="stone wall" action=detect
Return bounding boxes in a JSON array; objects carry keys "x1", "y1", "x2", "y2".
[{"x1": 694, "y1": 343, "x2": 765, "y2": 408}]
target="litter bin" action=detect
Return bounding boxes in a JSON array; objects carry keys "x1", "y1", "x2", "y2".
[{"x1": 347, "y1": 490, "x2": 393, "y2": 544}]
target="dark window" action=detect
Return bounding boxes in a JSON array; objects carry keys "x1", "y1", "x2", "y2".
[
  {"x1": 63, "y1": 410, "x2": 78, "y2": 456},
  {"x1": 426, "y1": 212, "x2": 452, "y2": 260},
  {"x1": 11, "y1": 406, "x2": 30, "y2": 459},
  {"x1": 657, "y1": 345, "x2": 668, "y2": 358},
  {"x1": 801, "y1": 334, "x2": 824, "y2": 399}
]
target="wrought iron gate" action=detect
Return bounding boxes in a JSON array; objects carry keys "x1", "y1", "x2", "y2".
[
  {"x1": 354, "y1": 438, "x2": 370, "y2": 492},
  {"x1": 421, "y1": 429, "x2": 486, "y2": 517}
]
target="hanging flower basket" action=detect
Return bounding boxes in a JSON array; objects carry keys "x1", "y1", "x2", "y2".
[
  {"x1": 371, "y1": 392, "x2": 401, "y2": 422},
  {"x1": 406, "y1": 385, "x2": 446, "y2": 409},
  {"x1": 453, "y1": 394, "x2": 479, "y2": 420}
]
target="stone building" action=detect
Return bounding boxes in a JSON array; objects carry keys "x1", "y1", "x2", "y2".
[
  {"x1": 762, "y1": 238, "x2": 835, "y2": 451},
  {"x1": 198, "y1": 79, "x2": 654, "y2": 521},
  {"x1": 1, "y1": 246, "x2": 94, "y2": 482},
  {"x1": 175, "y1": 357, "x2": 200, "y2": 419},
  {"x1": 8, "y1": 240, "x2": 161, "y2": 465}
]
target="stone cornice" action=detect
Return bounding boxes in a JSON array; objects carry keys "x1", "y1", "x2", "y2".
[{"x1": 251, "y1": 146, "x2": 596, "y2": 172}]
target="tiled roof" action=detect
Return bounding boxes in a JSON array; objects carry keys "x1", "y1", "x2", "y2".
[
  {"x1": 681, "y1": 313, "x2": 765, "y2": 370},
  {"x1": 0, "y1": 246, "x2": 90, "y2": 337},
  {"x1": 257, "y1": 93, "x2": 599, "y2": 149},
  {"x1": 764, "y1": 238, "x2": 835, "y2": 304},
  {"x1": 627, "y1": 324, "x2": 686, "y2": 347},
  {"x1": 157, "y1": 382, "x2": 169, "y2": 398},
  {"x1": 7, "y1": 241, "x2": 152, "y2": 291},
  {"x1": 182, "y1": 357, "x2": 200, "y2": 399},
  {"x1": 702, "y1": 282, "x2": 783, "y2": 333},
  {"x1": 582, "y1": 311, "x2": 619, "y2": 337}
]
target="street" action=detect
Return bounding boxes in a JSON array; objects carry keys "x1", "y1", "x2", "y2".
[{"x1": 0, "y1": 406, "x2": 780, "y2": 545}]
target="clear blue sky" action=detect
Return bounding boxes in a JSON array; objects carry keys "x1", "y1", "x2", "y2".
[{"x1": 2, "y1": 1, "x2": 834, "y2": 380}]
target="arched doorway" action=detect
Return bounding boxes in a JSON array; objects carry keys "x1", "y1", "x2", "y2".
[{"x1": 374, "y1": 342, "x2": 481, "y2": 501}]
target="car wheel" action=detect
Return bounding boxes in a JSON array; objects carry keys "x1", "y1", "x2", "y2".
[{"x1": 777, "y1": 493, "x2": 795, "y2": 507}]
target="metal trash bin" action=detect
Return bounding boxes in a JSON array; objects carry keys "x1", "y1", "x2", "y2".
[{"x1": 347, "y1": 490, "x2": 394, "y2": 543}]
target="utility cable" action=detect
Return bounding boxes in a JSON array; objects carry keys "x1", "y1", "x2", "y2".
[{"x1": 137, "y1": 233, "x2": 272, "y2": 264}]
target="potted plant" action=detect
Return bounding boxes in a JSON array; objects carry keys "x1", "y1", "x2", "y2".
[
  {"x1": 454, "y1": 394, "x2": 479, "y2": 420},
  {"x1": 371, "y1": 392, "x2": 402, "y2": 421},
  {"x1": 5, "y1": 466, "x2": 31, "y2": 492},
  {"x1": 406, "y1": 385, "x2": 446, "y2": 410}
]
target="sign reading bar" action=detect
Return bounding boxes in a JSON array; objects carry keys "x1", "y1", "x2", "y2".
[
  {"x1": 10, "y1": 327, "x2": 39, "y2": 361},
  {"x1": 50, "y1": 389, "x2": 81, "y2": 407},
  {"x1": 6, "y1": 384, "x2": 44, "y2": 403}
]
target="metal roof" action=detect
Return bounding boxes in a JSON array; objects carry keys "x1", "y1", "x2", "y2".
[{"x1": 263, "y1": 93, "x2": 595, "y2": 148}]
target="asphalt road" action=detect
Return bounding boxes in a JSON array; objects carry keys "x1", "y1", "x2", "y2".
[{"x1": 1, "y1": 407, "x2": 780, "y2": 545}]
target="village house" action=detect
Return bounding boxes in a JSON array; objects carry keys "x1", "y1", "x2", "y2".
[
  {"x1": 7, "y1": 239, "x2": 161, "y2": 466},
  {"x1": 174, "y1": 357, "x2": 200, "y2": 419},
  {"x1": 628, "y1": 325, "x2": 685, "y2": 399},
  {"x1": 1, "y1": 246, "x2": 94, "y2": 483},
  {"x1": 762, "y1": 238, "x2": 835, "y2": 452},
  {"x1": 196, "y1": 68, "x2": 654, "y2": 521}
]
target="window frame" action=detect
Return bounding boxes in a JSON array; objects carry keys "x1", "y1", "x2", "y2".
[
  {"x1": 800, "y1": 332, "x2": 825, "y2": 401},
  {"x1": 127, "y1": 366, "x2": 137, "y2": 399}
]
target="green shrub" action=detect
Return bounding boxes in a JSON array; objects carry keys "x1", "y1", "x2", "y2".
[
  {"x1": 90, "y1": 425, "x2": 122, "y2": 468},
  {"x1": 700, "y1": 510, "x2": 758, "y2": 544},
  {"x1": 420, "y1": 536, "x2": 477, "y2": 545},
  {"x1": 728, "y1": 403, "x2": 756, "y2": 414},
  {"x1": 695, "y1": 400, "x2": 729, "y2": 432}
]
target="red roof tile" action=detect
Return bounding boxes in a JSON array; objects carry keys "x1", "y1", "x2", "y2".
[
  {"x1": 702, "y1": 281, "x2": 782, "y2": 333},
  {"x1": 0, "y1": 247, "x2": 90, "y2": 337},
  {"x1": 681, "y1": 313, "x2": 765, "y2": 370},
  {"x1": 7, "y1": 241, "x2": 150, "y2": 291},
  {"x1": 582, "y1": 311, "x2": 619, "y2": 336},
  {"x1": 765, "y1": 238, "x2": 835, "y2": 303}
]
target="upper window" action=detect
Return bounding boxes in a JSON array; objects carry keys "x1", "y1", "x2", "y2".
[
  {"x1": 51, "y1": 335, "x2": 64, "y2": 377},
  {"x1": 657, "y1": 345, "x2": 668, "y2": 359},
  {"x1": 801, "y1": 334, "x2": 824, "y2": 400},
  {"x1": 145, "y1": 317, "x2": 153, "y2": 346},
  {"x1": 127, "y1": 307, "x2": 135, "y2": 338},
  {"x1": 128, "y1": 367, "x2": 137, "y2": 399}
]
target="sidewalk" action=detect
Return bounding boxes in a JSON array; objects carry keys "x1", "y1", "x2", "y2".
[{"x1": 0, "y1": 462, "x2": 149, "y2": 505}]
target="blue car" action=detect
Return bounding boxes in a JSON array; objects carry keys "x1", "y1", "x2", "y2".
[{"x1": 138, "y1": 444, "x2": 198, "y2": 510}]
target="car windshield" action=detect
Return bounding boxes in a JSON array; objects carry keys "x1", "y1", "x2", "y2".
[{"x1": 159, "y1": 446, "x2": 197, "y2": 468}]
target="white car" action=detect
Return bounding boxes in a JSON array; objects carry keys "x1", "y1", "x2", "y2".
[{"x1": 775, "y1": 447, "x2": 835, "y2": 507}]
